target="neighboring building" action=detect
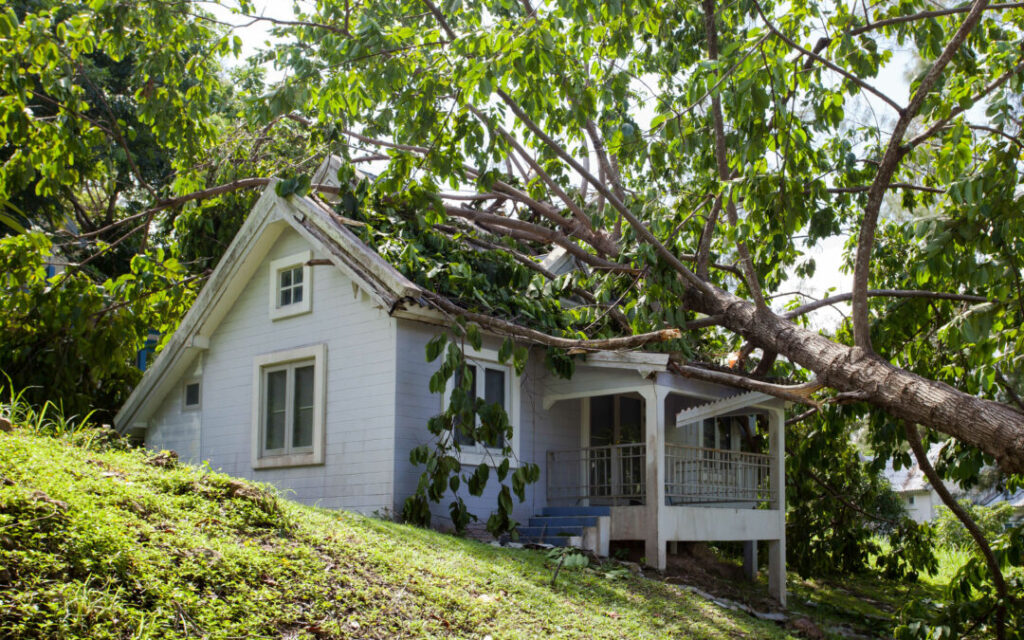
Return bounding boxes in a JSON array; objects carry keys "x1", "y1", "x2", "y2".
[
  {"x1": 883, "y1": 444, "x2": 982, "y2": 523},
  {"x1": 114, "y1": 177, "x2": 789, "y2": 603},
  {"x1": 883, "y1": 445, "x2": 944, "y2": 524},
  {"x1": 885, "y1": 449, "x2": 1024, "y2": 526},
  {"x1": 884, "y1": 459, "x2": 942, "y2": 523}
]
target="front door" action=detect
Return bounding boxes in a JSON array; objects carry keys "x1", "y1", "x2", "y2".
[{"x1": 588, "y1": 394, "x2": 644, "y2": 504}]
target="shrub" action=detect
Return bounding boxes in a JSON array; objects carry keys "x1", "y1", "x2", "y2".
[{"x1": 934, "y1": 500, "x2": 1014, "y2": 550}]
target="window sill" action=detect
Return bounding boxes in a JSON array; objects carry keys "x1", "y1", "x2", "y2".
[
  {"x1": 253, "y1": 452, "x2": 324, "y2": 469},
  {"x1": 269, "y1": 305, "x2": 312, "y2": 322},
  {"x1": 457, "y1": 449, "x2": 520, "y2": 469}
]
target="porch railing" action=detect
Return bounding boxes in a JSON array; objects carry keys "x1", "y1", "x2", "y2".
[
  {"x1": 547, "y1": 444, "x2": 647, "y2": 506},
  {"x1": 665, "y1": 443, "x2": 774, "y2": 505},
  {"x1": 546, "y1": 443, "x2": 776, "y2": 507}
]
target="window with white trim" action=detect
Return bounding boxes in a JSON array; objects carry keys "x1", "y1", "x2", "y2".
[
  {"x1": 268, "y1": 251, "x2": 312, "y2": 320},
  {"x1": 445, "y1": 351, "x2": 519, "y2": 466},
  {"x1": 251, "y1": 344, "x2": 326, "y2": 468}
]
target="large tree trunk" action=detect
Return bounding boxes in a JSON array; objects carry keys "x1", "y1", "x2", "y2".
[{"x1": 690, "y1": 288, "x2": 1024, "y2": 474}]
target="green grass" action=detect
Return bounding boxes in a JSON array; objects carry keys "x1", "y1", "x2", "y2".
[
  {"x1": 778, "y1": 537, "x2": 979, "y2": 638},
  {"x1": 0, "y1": 426, "x2": 796, "y2": 639},
  {"x1": 921, "y1": 545, "x2": 974, "y2": 587}
]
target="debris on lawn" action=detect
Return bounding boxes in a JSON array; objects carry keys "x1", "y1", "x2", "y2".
[
  {"x1": 790, "y1": 617, "x2": 825, "y2": 639},
  {"x1": 145, "y1": 450, "x2": 178, "y2": 468}
]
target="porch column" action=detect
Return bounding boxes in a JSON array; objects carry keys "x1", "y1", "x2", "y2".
[
  {"x1": 642, "y1": 386, "x2": 668, "y2": 571},
  {"x1": 743, "y1": 541, "x2": 758, "y2": 581},
  {"x1": 767, "y1": 406, "x2": 787, "y2": 606}
]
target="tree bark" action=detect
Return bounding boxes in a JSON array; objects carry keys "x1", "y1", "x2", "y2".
[{"x1": 686, "y1": 287, "x2": 1024, "y2": 474}]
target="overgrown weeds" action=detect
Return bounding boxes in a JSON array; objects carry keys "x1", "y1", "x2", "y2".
[{"x1": 1, "y1": 378, "x2": 97, "y2": 439}]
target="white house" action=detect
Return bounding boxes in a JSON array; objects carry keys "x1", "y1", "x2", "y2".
[
  {"x1": 114, "y1": 181, "x2": 789, "y2": 604},
  {"x1": 884, "y1": 460, "x2": 942, "y2": 524},
  {"x1": 883, "y1": 444, "x2": 971, "y2": 523}
]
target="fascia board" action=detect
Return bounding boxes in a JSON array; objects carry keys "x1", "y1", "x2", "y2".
[
  {"x1": 285, "y1": 195, "x2": 424, "y2": 304},
  {"x1": 673, "y1": 391, "x2": 777, "y2": 428},
  {"x1": 114, "y1": 187, "x2": 284, "y2": 432}
]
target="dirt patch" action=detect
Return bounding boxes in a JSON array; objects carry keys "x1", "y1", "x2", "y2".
[
  {"x1": 666, "y1": 542, "x2": 746, "y2": 583},
  {"x1": 609, "y1": 541, "x2": 783, "y2": 613},
  {"x1": 29, "y1": 489, "x2": 69, "y2": 511},
  {"x1": 789, "y1": 617, "x2": 826, "y2": 639}
]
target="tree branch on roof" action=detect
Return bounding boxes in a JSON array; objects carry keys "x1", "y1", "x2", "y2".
[
  {"x1": 669, "y1": 360, "x2": 823, "y2": 406},
  {"x1": 422, "y1": 291, "x2": 679, "y2": 350}
]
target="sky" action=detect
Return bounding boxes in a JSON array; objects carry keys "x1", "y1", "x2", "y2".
[{"x1": 203, "y1": 1, "x2": 291, "y2": 74}]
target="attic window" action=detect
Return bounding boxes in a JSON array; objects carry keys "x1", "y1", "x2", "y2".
[
  {"x1": 183, "y1": 381, "x2": 201, "y2": 409},
  {"x1": 278, "y1": 266, "x2": 303, "y2": 306},
  {"x1": 268, "y1": 250, "x2": 312, "y2": 320}
]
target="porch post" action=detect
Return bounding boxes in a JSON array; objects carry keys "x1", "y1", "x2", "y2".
[
  {"x1": 642, "y1": 386, "x2": 667, "y2": 571},
  {"x1": 743, "y1": 541, "x2": 758, "y2": 581},
  {"x1": 579, "y1": 398, "x2": 590, "y2": 507},
  {"x1": 767, "y1": 406, "x2": 787, "y2": 606}
]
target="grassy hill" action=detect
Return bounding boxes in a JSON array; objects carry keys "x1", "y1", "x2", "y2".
[{"x1": 0, "y1": 426, "x2": 794, "y2": 639}]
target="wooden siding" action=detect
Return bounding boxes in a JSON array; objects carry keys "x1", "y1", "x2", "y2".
[
  {"x1": 146, "y1": 228, "x2": 398, "y2": 513},
  {"x1": 146, "y1": 375, "x2": 201, "y2": 463},
  {"x1": 392, "y1": 319, "x2": 580, "y2": 529}
]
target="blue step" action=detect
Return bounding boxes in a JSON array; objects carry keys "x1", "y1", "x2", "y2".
[
  {"x1": 541, "y1": 506, "x2": 611, "y2": 517},
  {"x1": 528, "y1": 516, "x2": 599, "y2": 528},
  {"x1": 513, "y1": 532, "x2": 577, "y2": 547},
  {"x1": 540, "y1": 536, "x2": 574, "y2": 547},
  {"x1": 519, "y1": 536, "x2": 575, "y2": 547},
  {"x1": 517, "y1": 525, "x2": 585, "y2": 539}
]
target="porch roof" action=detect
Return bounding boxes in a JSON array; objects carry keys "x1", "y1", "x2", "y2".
[
  {"x1": 540, "y1": 354, "x2": 753, "y2": 410},
  {"x1": 674, "y1": 391, "x2": 776, "y2": 428}
]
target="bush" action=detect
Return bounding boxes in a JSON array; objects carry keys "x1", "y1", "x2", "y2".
[
  {"x1": 934, "y1": 500, "x2": 1014, "y2": 550},
  {"x1": 0, "y1": 233, "x2": 195, "y2": 421}
]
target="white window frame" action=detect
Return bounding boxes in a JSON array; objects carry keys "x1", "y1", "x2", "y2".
[
  {"x1": 443, "y1": 347, "x2": 520, "y2": 467},
  {"x1": 182, "y1": 379, "x2": 202, "y2": 411},
  {"x1": 251, "y1": 344, "x2": 326, "y2": 469},
  {"x1": 268, "y1": 250, "x2": 312, "y2": 320}
]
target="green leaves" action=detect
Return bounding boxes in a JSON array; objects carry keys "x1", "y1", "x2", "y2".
[
  {"x1": 274, "y1": 174, "x2": 311, "y2": 198},
  {"x1": 425, "y1": 334, "x2": 448, "y2": 362},
  {"x1": 0, "y1": 232, "x2": 198, "y2": 421},
  {"x1": 406, "y1": 330, "x2": 535, "y2": 536},
  {"x1": 467, "y1": 463, "x2": 489, "y2": 496}
]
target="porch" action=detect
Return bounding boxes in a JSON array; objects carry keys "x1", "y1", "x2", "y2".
[
  {"x1": 536, "y1": 354, "x2": 787, "y2": 604},
  {"x1": 546, "y1": 442, "x2": 776, "y2": 507}
]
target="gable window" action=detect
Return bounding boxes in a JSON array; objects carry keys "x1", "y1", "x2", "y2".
[
  {"x1": 183, "y1": 380, "x2": 201, "y2": 410},
  {"x1": 268, "y1": 250, "x2": 312, "y2": 320},
  {"x1": 278, "y1": 266, "x2": 304, "y2": 306},
  {"x1": 251, "y1": 344, "x2": 326, "y2": 469},
  {"x1": 446, "y1": 350, "x2": 519, "y2": 466}
]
